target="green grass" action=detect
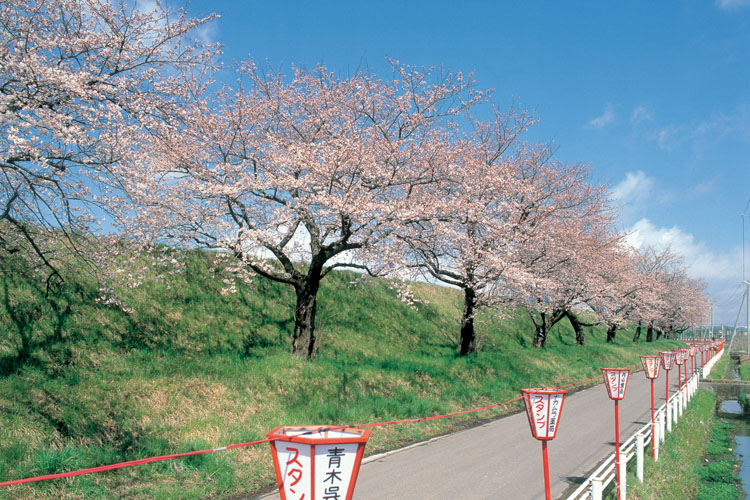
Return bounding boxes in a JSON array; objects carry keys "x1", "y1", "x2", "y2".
[
  {"x1": 0, "y1": 249, "x2": 686, "y2": 499},
  {"x1": 625, "y1": 391, "x2": 742, "y2": 500},
  {"x1": 708, "y1": 354, "x2": 732, "y2": 380}
]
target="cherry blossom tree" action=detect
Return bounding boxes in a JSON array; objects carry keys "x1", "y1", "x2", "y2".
[
  {"x1": 125, "y1": 62, "x2": 482, "y2": 360},
  {"x1": 503, "y1": 166, "x2": 614, "y2": 347},
  {"x1": 650, "y1": 260, "x2": 709, "y2": 338},
  {"x1": 0, "y1": 0, "x2": 216, "y2": 289},
  {"x1": 579, "y1": 243, "x2": 647, "y2": 344},
  {"x1": 557, "y1": 233, "x2": 629, "y2": 346},
  {"x1": 394, "y1": 109, "x2": 578, "y2": 355}
]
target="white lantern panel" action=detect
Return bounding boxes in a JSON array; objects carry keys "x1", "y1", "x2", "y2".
[
  {"x1": 275, "y1": 442, "x2": 313, "y2": 500},
  {"x1": 313, "y1": 442, "x2": 360, "y2": 500}
]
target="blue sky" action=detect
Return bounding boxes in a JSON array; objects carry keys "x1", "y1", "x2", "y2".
[{"x1": 185, "y1": 0, "x2": 750, "y2": 325}]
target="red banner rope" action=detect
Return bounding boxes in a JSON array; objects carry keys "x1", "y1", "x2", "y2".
[{"x1": 0, "y1": 361, "x2": 645, "y2": 488}]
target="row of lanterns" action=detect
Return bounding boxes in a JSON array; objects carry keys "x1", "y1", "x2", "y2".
[
  {"x1": 264, "y1": 340, "x2": 723, "y2": 500},
  {"x1": 523, "y1": 339, "x2": 722, "y2": 500}
]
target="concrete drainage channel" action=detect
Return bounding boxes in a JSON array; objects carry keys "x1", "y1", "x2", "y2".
[{"x1": 715, "y1": 353, "x2": 750, "y2": 499}]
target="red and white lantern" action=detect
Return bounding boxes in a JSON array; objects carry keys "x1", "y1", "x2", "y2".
[
  {"x1": 660, "y1": 351, "x2": 675, "y2": 403},
  {"x1": 674, "y1": 349, "x2": 685, "y2": 366},
  {"x1": 600, "y1": 368, "x2": 630, "y2": 500},
  {"x1": 674, "y1": 349, "x2": 686, "y2": 388},
  {"x1": 601, "y1": 367, "x2": 630, "y2": 400},
  {"x1": 267, "y1": 426, "x2": 370, "y2": 500},
  {"x1": 640, "y1": 356, "x2": 661, "y2": 380},
  {"x1": 521, "y1": 388, "x2": 568, "y2": 500},
  {"x1": 660, "y1": 351, "x2": 675, "y2": 371},
  {"x1": 521, "y1": 388, "x2": 567, "y2": 441},
  {"x1": 640, "y1": 356, "x2": 661, "y2": 459}
]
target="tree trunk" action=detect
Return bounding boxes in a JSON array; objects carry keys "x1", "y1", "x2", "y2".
[
  {"x1": 292, "y1": 273, "x2": 321, "y2": 360},
  {"x1": 633, "y1": 321, "x2": 642, "y2": 342},
  {"x1": 459, "y1": 287, "x2": 478, "y2": 356},
  {"x1": 532, "y1": 309, "x2": 566, "y2": 348},
  {"x1": 532, "y1": 321, "x2": 547, "y2": 348},
  {"x1": 606, "y1": 323, "x2": 618, "y2": 343},
  {"x1": 646, "y1": 323, "x2": 654, "y2": 342},
  {"x1": 566, "y1": 310, "x2": 586, "y2": 346}
]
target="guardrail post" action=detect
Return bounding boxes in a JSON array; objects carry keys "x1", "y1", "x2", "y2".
[
  {"x1": 653, "y1": 418, "x2": 660, "y2": 461},
  {"x1": 620, "y1": 455, "x2": 627, "y2": 499},
  {"x1": 673, "y1": 397, "x2": 679, "y2": 425},
  {"x1": 591, "y1": 475, "x2": 603, "y2": 500},
  {"x1": 659, "y1": 410, "x2": 665, "y2": 443},
  {"x1": 666, "y1": 402, "x2": 672, "y2": 433},
  {"x1": 683, "y1": 385, "x2": 687, "y2": 411},
  {"x1": 636, "y1": 434, "x2": 644, "y2": 482}
]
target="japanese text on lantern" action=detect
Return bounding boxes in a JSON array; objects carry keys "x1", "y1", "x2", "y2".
[
  {"x1": 321, "y1": 446, "x2": 345, "y2": 500},
  {"x1": 280, "y1": 442, "x2": 312, "y2": 500},
  {"x1": 608, "y1": 372, "x2": 618, "y2": 395},
  {"x1": 532, "y1": 394, "x2": 550, "y2": 437},
  {"x1": 548, "y1": 393, "x2": 562, "y2": 435},
  {"x1": 618, "y1": 371, "x2": 627, "y2": 398}
]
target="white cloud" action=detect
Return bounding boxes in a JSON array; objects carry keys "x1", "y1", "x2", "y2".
[
  {"x1": 687, "y1": 179, "x2": 716, "y2": 196},
  {"x1": 652, "y1": 105, "x2": 750, "y2": 151},
  {"x1": 623, "y1": 218, "x2": 737, "y2": 282},
  {"x1": 631, "y1": 105, "x2": 653, "y2": 125},
  {"x1": 587, "y1": 103, "x2": 616, "y2": 129},
  {"x1": 624, "y1": 218, "x2": 745, "y2": 325},
  {"x1": 716, "y1": 0, "x2": 750, "y2": 10},
  {"x1": 611, "y1": 171, "x2": 654, "y2": 203},
  {"x1": 195, "y1": 22, "x2": 219, "y2": 46},
  {"x1": 610, "y1": 171, "x2": 672, "y2": 224}
]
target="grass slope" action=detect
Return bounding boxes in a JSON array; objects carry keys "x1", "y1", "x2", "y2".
[
  {"x1": 0, "y1": 250, "x2": 684, "y2": 499},
  {"x1": 626, "y1": 390, "x2": 743, "y2": 500}
]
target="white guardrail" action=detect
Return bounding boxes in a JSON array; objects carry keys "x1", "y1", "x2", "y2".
[{"x1": 565, "y1": 348, "x2": 724, "y2": 500}]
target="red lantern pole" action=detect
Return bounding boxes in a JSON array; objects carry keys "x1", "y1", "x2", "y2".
[
  {"x1": 601, "y1": 368, "x2": 630, "y2": 500},
  {"x1": 641, "y1": 355, "x2": 660, "y2": 459},
  {"x1": 542, "y1": 440, "x2": 551, "y2": 500},
  {"x1": 690, "y1": 346, "x2": 695, "y2": 380},
  {"x1": 614, "y1": 399, "x2": 621, "y2": 500},
  {"x1": 660, "y1": 351, "x2": 675, "y2": 403},
  {"x1": 650, "y1": 379, "x2": 655, "y2": 441},
  {"x1": 674, "y1": 349, "x2": 686, "y2": 389}
]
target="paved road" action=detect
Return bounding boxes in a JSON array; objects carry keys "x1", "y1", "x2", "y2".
[{"x1": 256, "y1": 361, "x2": 696, "y2": 500}]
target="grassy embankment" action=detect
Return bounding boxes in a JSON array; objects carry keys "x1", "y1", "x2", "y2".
[
  {"x1": 0, "y1": 250, "x2": 684, "y2": 499},
  {"x1": 708, "y1": 353, "x2": 732, "y2": 380},
  {"x1": 625, "y1": 390, "x2": 743, "y2": 500}
]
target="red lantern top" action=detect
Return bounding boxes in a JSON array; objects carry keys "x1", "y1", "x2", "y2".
[
  {"x1": 520, "y1": 388, "x2": 567, "y2": 441},
  {"x1": 640, "y1": 355, "x2": 661, "y2": 379},
  {"x1": 601, "y1": 368, "x2": 630, "y2": 400},
  {"x1": 660, "y1": 351, "x2": 675, "y2": 370},
  {"x1": 689, "y1": 345, "x2": 697, "y2": 357}
]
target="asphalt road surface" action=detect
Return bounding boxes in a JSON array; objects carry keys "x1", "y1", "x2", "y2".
[{"x1": 256, "y1": 361, "x2": 695, "y2": 500}]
